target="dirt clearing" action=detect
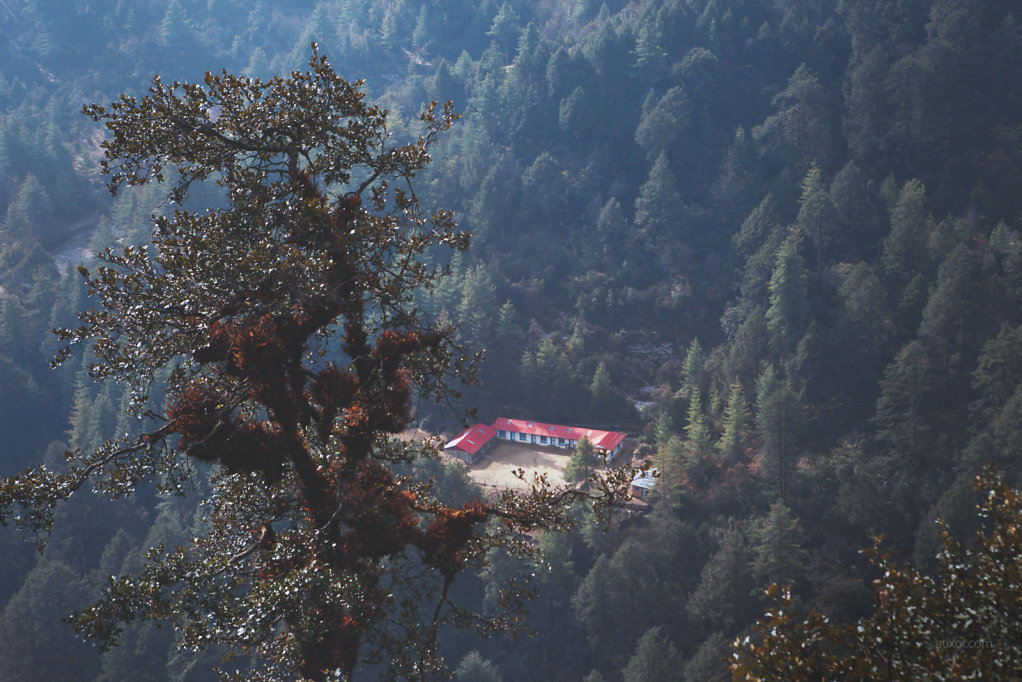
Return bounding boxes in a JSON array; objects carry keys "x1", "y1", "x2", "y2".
[{"x1": 464, "y1": 441, "x2": 570, "y2": 493}]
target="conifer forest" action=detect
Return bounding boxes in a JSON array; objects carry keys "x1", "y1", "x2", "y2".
[{"x1": 1, "y1": 1, "x2": 1022, "y2": 680}]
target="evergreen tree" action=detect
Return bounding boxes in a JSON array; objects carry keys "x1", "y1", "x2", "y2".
[
  {"x1": 653, "y1": 435, "x2": 686, "y2": 512},
  {"x1": 67, "y1": 384, "x2": 93, "y2": 451},
  {"x1": 796, "y1": 165, "x2": 838, "y2": 274},
  {"x1": 159, "y1": 0, "x2": 192, "y2": 52},
  {"x1": 684, "y1": 387, "x2": 713, "y2": 464},
  {"x1": 595, "y1": 196, "x2": 629, "y2": 268},
  {"x1": 970, "y1": 322, "x2": 1022, "y2": 423},
  {"x1": 917, "y1": 243, "x2": 984, "y2": 409},
  {"x1": 635, "y1": 152, "x2": 685, "y2": 248},
  {"x1": 681, "y1": 338, "x2": 706, "y2": 394},
  {"x1": 589, "y1": 362, "x2": 615, "y2": 421},
  {"x1": 751, "y1": 500, "x2": 809, "y2": 590},
  {"x1": 454, "y1": 651, "x2": 503, "y2": 682},
  {"x1": 565, "y1": 436, "x2": 598, "y2": 484},
  {"x1": 753, "y1": 64, "x2": 836, "y2": 174},
  {"x1": 0, "y1": 560, "x2": 101, "y2": 681},
  {"x1": 874, "y1": 340, "x2": 935, "y2": 464},
  {"x1": 726, "y1": 306, "x2": 769, "y2": 386},
  {"x1": 687, "y1": 525, "x2": 758, "y2": 630},
  {"x1": 881, "y1": 178, "x2": 932, "y2": 293},
  {"x1": 756, "y1": 367, "x2": 806, "y2": 501},
  {"x1": 634, "y1": 87, "x2": 692, "y2": 164},
  {"x1": 0, "y1": 297, "x2": 31, "y2": 360},
  {"x1": 456, "y1": 263, "x2": 497, "y2": 347},
  {"x1": 2, "y1": 173, "x2": 55, "y2": 243},
  {"x1": 621, "y1": 626, "x2": 685, "y2": 682},
  {"x1": 486, "y1": 2, "x2": 521, "y2": 63},
  {"x1": 655, "y1": 412, "x2": 675, "y2": 450},
  {"x1": 766, "y1": 236, "x2": 808, "y2": 356},
  {"x1": 718, "y1": 381, "x2": 748, "y2": 464}
]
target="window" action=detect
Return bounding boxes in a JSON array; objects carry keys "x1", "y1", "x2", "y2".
[
  {"x1": 519, "y1": 433, "x2": 526, "y2": 442},
  {"x1": 498, "y1": 430, "x2": 506, "y2": 439},
  {"x1": 540, "y1": 436, "x2": 548, "y2": 444},
  {"x1": 558, "y1": 438, "x2": 565, "y2": 446}
]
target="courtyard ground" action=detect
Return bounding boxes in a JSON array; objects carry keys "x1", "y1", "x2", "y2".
[
  {"x1": 461, "y1": 438, "x2": 635, "y2": 495},
  {"x1": 464, "y1": 441, "x2": 570, "y2": 493}
]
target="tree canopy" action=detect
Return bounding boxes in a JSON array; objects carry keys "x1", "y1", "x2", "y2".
[{"x1": 0, "y1": 48, "x2": 631, "y2": 681}]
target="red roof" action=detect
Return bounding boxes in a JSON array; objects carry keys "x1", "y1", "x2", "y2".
[
  {"x1": 443, "y1": 423, "x2": 497, "y2": 455},
  {"x1": 491, "y1": 418, "x2": 626, "y2": 452}
]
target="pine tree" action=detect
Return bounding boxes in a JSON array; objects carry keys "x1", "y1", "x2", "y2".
[
  {"x1": 634, "y1": 87, "x2": 692, "y2": 163},
  {"x1": 589, "y1": 362, "x2": 615, "y2": 421},
  {"x1": 766, "y1": 236, "x2": 808, "y2": 356},
  {"x1": 881, "y1": 178, "x2": 932, "y2": 292},
  {"x1": 682, "y1": 338, "x2": 706, "y2": 394},
  {"x1": 684, "y1": 387, "x2": 713, "y2": 463},
  {"x1": 726, "y1": 306, "x2": 769, "y2": 386},
  {"x1": 970, "y1": 323, "x2": 1022, "y2": 423},
  {"x1": 797, "y1": 165, "x2": 838, "y2": 275},
  {"x1": 687, "y1": 525, "x2": 758, "y2": 630},
  {"x1": 2, "y1": 173, "x2": 54, "y2": 242},
  {"x1": 719, "y1": 382, "x2": 748, "y2": 464},
  {"x1": 486, "y1": 2, "x2": 521, "y2": 63},
  {"x1": 565, "y1": 436, "x2": 599, "y2": 484},
  {"x1": 635, "y1": 152, "x2": 685, "y2": 247},
  {"x1": 159, "y1": 0, "x2": 191, "y2": 52},
  {"x1": 751, "y1": 500, "x2": 809, "y2": 589},
  {"x1": 456, "y1": 263, "x2": 497, "y2": 347},
  {"x1": 454, "y1": 651, "x2": 503, "y2": 681},
  {"x1": 621, "y1": 626, "x2": 685, "y2": 682},
  {"x1": 653, "y1": 436, "x2": 686, "y2": 512},
  {"x1": 655, "y1": 412, "x2": 675, "y2": 450},
  {"x1": 756, "y1": 367, "x2": 806, "y2": 501}
]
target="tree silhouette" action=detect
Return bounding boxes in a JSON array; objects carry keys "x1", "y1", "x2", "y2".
[{"x1": 0, "y1": 48, "x2": 633, "y2": 681}]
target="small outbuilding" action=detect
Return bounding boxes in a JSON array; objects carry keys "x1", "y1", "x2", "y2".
[
  {"x1": 630, "y1": 471, "x2": 657, "y2": 499},
  {"x1": 443, "y1": 423, "x2": 497, "y2": 464}
]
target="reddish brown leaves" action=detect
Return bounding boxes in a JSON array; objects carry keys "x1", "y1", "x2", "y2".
[{"x1": 419, "y1": 501, "x2": 488, "y2": 576}]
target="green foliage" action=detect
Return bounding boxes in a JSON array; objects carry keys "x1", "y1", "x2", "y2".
[
  {"x1": 718, "y1": 381, "x2": 748, "y2": 464},
  {"x1": 732, "y1": 469, "x2": 1022, "y2": 681},
  {"x1": 687, "y1": 525, "x2": 758, "y2": 631},
  {"x1": 621, "y1": 626, "x2": 685, "y2": 682},
  {"x1": 765, "y1": 236, "x2": 808, "y2": 356},
  {"x1": 454, "y1": 650, "x2": 503, "y2": 682},
  {"x1": 970, "y1": 323, "x2": 1022, "y2": 423},
  {"x1": 683, "y1": 387, "x2": 713, "y2": 465},
  {"x1": 753, "y1": 64, "x2": 836, "y2": 174},
  {"x1": 751, "y1": 500, "x2": 808, "y2": 589},
  {"x1": 681, "y1": 338, "x2": 706, "y2": 394},
  {"x1": 652, "y1": 436, "x2": 685, "y2": 513},
  {"x1": 0, "y1": 50, "x2": 634, "y2": 681},
  {"x1": 634, "y1": 152, "x2": 686, "y2": 275},
  {"x1": 4, "y1": 1, "x2": 1022, "y2": 679},
  {"x1": 565, "y1": 436, "x2": 598, "y2": 484},
  {"x1": 756, "y1": 367, "x2": 806, "y2": 501},
  {"x1": 457, "y1": 263, "x2": 497, "y2": 346}
]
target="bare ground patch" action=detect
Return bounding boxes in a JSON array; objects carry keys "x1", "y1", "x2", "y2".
[{"x1": 464, "y1": 441, "x2": 571, "y2": 493}]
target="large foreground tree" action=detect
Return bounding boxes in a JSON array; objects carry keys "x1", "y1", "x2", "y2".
[{"x1": 0, "y1": 48, "x2": 631, "y2": 680}]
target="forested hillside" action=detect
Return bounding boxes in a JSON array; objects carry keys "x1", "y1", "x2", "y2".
[{"x1": 1, "y1": 0, "x2": 1021, "y2": 679}]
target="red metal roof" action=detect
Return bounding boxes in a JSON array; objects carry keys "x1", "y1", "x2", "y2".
[
  {"x1": 491, "y1": 418, "x2": 626, "y2": 452},
  {"x1": 443, "y1": 423, "x2": 497, "y2": 455}
]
